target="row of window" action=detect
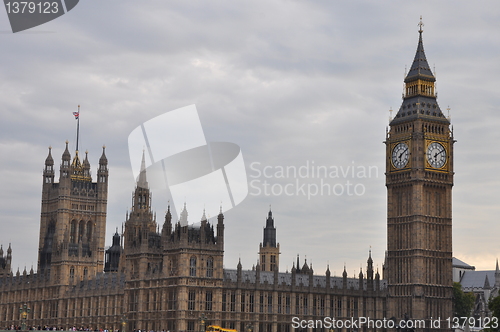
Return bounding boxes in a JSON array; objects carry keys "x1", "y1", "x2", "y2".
[
  {"x1": 71, "y1": 204, "x2": 95, "y2": 211},
  {"x1": 69, "y1": 220, "x2": 93, "y2": 243},
  {"x1": 184, "y1": 290, "x2": 370, "y2": 318},
  {"x1": 189, "y1": 256, "x2": 214, "y2": 277}
]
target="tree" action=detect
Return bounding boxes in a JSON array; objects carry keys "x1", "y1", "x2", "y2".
[
  {"x1": 453, "y1": 282, "x2": 475, "y2": 317},
  {"x1": 488, "y1": 294, "x2": 500, "y2": 331}
]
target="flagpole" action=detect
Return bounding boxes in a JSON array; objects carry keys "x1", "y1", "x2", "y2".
[{"x1": 76, "y1": 105, "x2": 80, "y2": 152}]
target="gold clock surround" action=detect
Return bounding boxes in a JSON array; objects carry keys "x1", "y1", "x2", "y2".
[
  {"x1": 390, "y1": 140, "x2": 411, "y2": 171},
  {"x1": 425, "y1": 139, "x2": 449, "y2": 171}
]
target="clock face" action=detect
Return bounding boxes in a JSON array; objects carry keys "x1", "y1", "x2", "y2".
[
  {"x1": 426, "y1": 142, "x2": 447, "y2": 168},
  {"x1": 392, "y1": 142, "x2": 409, "y2": 169}
]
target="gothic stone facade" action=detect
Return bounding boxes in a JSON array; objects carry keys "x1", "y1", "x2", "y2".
[{"x1": 0, "y1": 147, "x2": 387, "y2": 331}]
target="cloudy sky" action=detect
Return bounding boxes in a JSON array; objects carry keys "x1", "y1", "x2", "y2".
[{"x1": 0, "y1": 1, "x2": 499, "y2": 277}]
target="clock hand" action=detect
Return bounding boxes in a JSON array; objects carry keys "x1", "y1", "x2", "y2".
[{"x1": 398, "y1": 148, "x2": 408, "y2": 160}]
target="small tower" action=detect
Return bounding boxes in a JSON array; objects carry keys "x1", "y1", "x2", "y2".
[
  {"x1": 259, "y1": 208, "x2": 280, "y2": 272},
  {"x1": 43, "y1": 147, "x2": 55, "y2": 184},
  {"x1": 123, "y1": 151, "x2": 161, "y2": 278},
  {"x1": 104, "y1": 230, "x2": 122, "y2": 273},
  {"x1": 0, "y1": 244, "x2": 12, "y2": 277},
  {"x1": 37, "y1": 141, "x2": 109, "y2": 282},
  {"x1": 367, "y1": 249, "x2": 374, "y2": 291}
]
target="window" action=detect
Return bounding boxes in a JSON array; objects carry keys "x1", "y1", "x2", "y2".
[
  {"x1": 169, "y1": 257, "x2": 178, "y2": 276},
  {"x1": 78, "y1": 221, "x2": 85, "y2": 242},
  {"x1": 249, "y1": 293, "x2": 254, "y2": 312},
  {"x1": 205, "y1": 291, "x2": 213, "y2": 311},
  {"x1": 268, "y1": 294, "x2": 273, "y2": 313},
  {"x1": 353, "y1": 298, "x2": 358, "y2": 318},
  {"x1": 295, "y1": 295, "x2": 300, "y2": 315},
  {"x1": 188, "y1": 291, "x2": 196, "y2": 311},
  {"x1": 241, "y1": 292, "x2": 245, "y2": 312},
  {"x1": 168, "y1": 290, "x2": 176, "y2": 310},
  {"x1": 70, "y1": 267, "x2": 75, "y2": 279},
  {"x1": 230, "y1": 292, "x2": 236, "y2": 312},
  {"x1": 190, "y1": 256, "x2": 197, "y2": 277},
  {"x1": 436, "y1": 192, "x2": 442, "y2": 216},
  {"x1": 86, "y1": 221, "x2": 92, "y2": 241},
  {"x1": 206, "y1": 257, "x2": 214, "y2": 278},
  {"x1": 70, "y1": 220, "x2": 77, "y2": 243}
]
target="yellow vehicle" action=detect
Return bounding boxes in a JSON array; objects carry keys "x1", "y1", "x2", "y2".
[{"x1": 206, "y1": 325, "x2": 238, "y2": 332}]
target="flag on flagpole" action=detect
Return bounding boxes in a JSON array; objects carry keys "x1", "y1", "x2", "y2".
[{"x1": 73, "y1": 111, "x2": 79, "y2": 119}]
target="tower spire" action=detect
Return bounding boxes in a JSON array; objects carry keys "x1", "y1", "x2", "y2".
[
  {"x1": 137, "y1": 150, "x2": 148, "y2": 189},
  {"x1": 390, "y1": 17, "x2": 448, "y2": 125},
  {"x1": 405, "y1": 17, "x2": 434, "y2": 83}
]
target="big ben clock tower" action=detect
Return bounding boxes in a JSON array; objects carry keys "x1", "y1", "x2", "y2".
[{"x1": 385, "y1": 19, "x2": 453, "y2": 329}]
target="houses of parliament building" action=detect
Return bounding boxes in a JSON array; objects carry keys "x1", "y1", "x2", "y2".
[{"x1": 0, "y1": 23, "x2": 454, "y2": 332}]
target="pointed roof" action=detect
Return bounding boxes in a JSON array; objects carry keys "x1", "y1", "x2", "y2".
[
  {"x1": 71, "y1": 150, "x2": 82, "y2": 168},
  {"x1": 165, "y1": 205, "x2": 172, "y2": 221},
  {"x1": 99, "y1": 145, "x2": 108, "y2": 165},
  {"x1": 137, "y1": 150, "x2": 148, "y2": 189},
  {"x1": 45, "y1": 147, "x2": 54, "y2": 166},
  {"x1": 390, "y1": 19, "x2": 448, "y2": 125},
  {"x1": 405, "y1": 21, "x2": 435, "y2": 83},
  {"x1": 266, "y1": 207, "x2": 274, "y2": 227},
  {"x1": 179, "y1": 202, "x2": 188, "y2": 226},
  {"x1": 62, "y1": 141, "x2": 71, "y2": 161},
  {"x1": 301, "y1": 259, "x2": 310, "y2": 274},
  {"x1": 83, "y1": 151, "x2": 90, "y2": 168},
  {"x1": 484, "y1": 274, "x2": 491, "y2": 289}
]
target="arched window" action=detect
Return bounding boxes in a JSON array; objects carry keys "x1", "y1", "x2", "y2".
[
  {"x1": 78, "y1": 221, "x2": 85, "y2": 242},
  {"x1": 70, "y1": 266, "x2": 75, "y2": 279},
  {"x1": 86, "y1": 221, "x2": 93, "y2": 241},
  {"x1": 189, "y1": 256, "x2": 197, "y2": 277},
  {"x1": 70, "y1": 220, "x2": 77, "y2": 243},
  {"x1": 83, "y1": 268, "x2": 88, "y2": 277},
  {"x1": 206, "y1": 257, "x2": 214, "y2": 278}
]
